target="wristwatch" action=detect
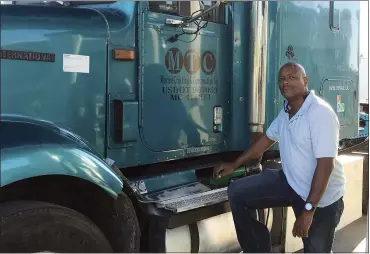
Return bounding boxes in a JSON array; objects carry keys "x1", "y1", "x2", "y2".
[{"x1": 304, "y1": 202, "x2": 314, "y2": 212}]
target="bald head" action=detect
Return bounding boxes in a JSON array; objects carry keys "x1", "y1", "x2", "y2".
[
  {"x1": 279, "y1": 62, "x2": 307, "y2": 77},
  {"x1": 278, "y1": 62, "x2": 309, "y2": 100}
]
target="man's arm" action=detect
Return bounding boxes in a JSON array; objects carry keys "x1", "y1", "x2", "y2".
[
  {"x1": 213, "y1": 134, "x2": 275, "y2": 178},
  {"x1": 293, "y1": 105, "x2": 339, "y2": 238},
  {"x1": 233, "y1": 110, "x2": 283, "y2": 168},
  {"x1": 233, "y1": 134, "x2": 276, "y2": 168},
  {"x1": 214, "y1": 111, "x2": 282, "y2": 178},
  {"x1": 306, "y1": 157, "x2": 335, "y2": 208},
  {"x1": 306, "y1": 105, "x2": 340, "y2": 208}
]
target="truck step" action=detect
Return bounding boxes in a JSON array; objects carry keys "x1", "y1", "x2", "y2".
[{"x1": 156, "y1": 186, "x2": 228, "y2": 213}]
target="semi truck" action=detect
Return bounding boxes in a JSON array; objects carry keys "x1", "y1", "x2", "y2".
[{"x1": 0, "y1": 1, "x2": 362, "y2": 252}]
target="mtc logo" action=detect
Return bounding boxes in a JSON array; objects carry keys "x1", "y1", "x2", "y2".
[{"x1": 165, "y1": 48, "x2": 216, "y2": 75}]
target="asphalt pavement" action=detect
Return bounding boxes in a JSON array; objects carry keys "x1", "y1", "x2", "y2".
[{"x1": 332, "y1": 216, "x2": 368, "y2": 253}]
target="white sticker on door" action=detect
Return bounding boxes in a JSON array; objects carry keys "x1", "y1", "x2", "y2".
[{"x1": 63, "y1": 54, "x2": 90, "y2": 73}]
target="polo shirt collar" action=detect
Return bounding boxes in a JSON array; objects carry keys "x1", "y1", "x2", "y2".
[{"x1": 284, "y1": 90, "x2": 315, "y2": 117}]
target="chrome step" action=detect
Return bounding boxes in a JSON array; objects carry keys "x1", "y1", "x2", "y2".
[{"x1": 156, "y1": 186, "x2": 228, "y2": 213}]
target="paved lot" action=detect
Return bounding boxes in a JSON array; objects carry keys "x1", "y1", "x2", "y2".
[
  {"x1": 332, "y1": 216, "x2": 368, "y2": 253},
  {"x1": 295, "y1": 216, "x2": 367, "y2": 253}
]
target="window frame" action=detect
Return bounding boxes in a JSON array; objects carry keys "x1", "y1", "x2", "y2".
[{"x1": 147, "y1": 1, "x2": 227, "y2": 25}]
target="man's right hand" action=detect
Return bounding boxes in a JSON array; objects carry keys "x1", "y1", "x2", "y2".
[
  {"x1": 213, "y1": 162, "x2": 237, "y2": 179},
  {"x1": 212, "y1": 134, "x2": 275, "y2": 179}
]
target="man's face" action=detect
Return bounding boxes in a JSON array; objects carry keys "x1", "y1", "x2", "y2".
[{"x1": 278, "y1": 65, "x2": 308, "y2": 100}]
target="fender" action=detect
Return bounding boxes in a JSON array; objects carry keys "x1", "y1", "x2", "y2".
[{"x1": 0, "y1": 114, "x2": 124, "y2": 198}]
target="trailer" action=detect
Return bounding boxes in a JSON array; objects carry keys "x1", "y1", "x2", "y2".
[{"x1": 0, "y1": 1, "x2": 361, "y2": 252}]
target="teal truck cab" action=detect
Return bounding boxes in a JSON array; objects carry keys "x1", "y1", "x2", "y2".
[{"x1": 0, "y1": 1, "x2": 361, "y2": 252}]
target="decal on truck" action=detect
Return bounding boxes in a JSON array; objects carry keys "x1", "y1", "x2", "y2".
[
  {"x1": 165, "y1": 48, "x2": 216, "y2": 75},
  {"x1": 337, "y1": 95, "x2": 345, "y2": 113},
  {"x1": 62, "y1": 54, "x2": 90, "y2": 74},
  {"x1": 329, "y1": 85, "x2": 350, "y2": 91},
  {"x1": 162, "y1": 48, "x2": 218, "y2": 101},
  {"x1": 0, "y1": 49, "x2": 55, "y2": 62},
  {"x1": 285, "y1": 45, "x2": 297, "y2": 60}
]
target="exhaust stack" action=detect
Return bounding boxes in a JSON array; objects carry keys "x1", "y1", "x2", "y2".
[{"x1": 247, "y1": 1, "x2": 268, "y2": 136}]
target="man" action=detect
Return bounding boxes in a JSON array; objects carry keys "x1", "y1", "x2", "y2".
[{"x1": 213, "y1": 62, "x2": 345, "y2": 253}]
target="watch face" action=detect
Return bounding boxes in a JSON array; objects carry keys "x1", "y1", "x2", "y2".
[{"x1": 305, "y1": 203, "x2": 313, "y2": 211}]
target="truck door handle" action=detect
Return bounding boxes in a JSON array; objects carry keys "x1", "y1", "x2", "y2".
[
  {"x1": 165, "y1": 18, "x2": 189, "y2": 26},
  {"x1": 113, "y1": 99, "x2": 123, "y2": 143},
  {"x1": 165, "y1": 18, "x2": 183, "y2": 26}
]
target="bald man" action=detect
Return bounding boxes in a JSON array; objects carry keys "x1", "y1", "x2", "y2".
[{"x1": 213, "y1": 62, "x2": 345, "y2": 253}]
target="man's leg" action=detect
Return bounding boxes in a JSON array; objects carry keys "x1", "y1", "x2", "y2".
[
  {"x1": 227, "y1": 168, "x2": 293, "y2": 253},
  {"x1": 292, "y1": 197, "x2": 344, "y2": 253}
]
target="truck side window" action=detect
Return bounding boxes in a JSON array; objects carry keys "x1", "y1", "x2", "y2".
[
  {"x1": 148, "y1": 1, "x2": 226, "y2": 24},
  {"x1": 148, "y1": 1, "x2": 182, "y2": 15},
  {"x1": 201, "y1": 1, "x2": 226, "y2": 24}
]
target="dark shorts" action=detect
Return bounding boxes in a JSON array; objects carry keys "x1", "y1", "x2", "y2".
[{"x1": 227, "y1": 168, "x2": 344, "y2": 253}]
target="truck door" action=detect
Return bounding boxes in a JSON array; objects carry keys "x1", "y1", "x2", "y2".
[
  {"x1": 139, "y1": 1, "x2": 231, "y2": 152},
  {"x1": 276, "y1": 1, "x2": 360, "y2": 140},
  {"x1": 320, "y1": 1, "x2": 360, "y2": 139},
  {"x1": 321, "y1": 78, "x2": 358, "y2": 139}
]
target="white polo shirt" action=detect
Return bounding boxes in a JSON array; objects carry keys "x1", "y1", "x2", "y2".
[{"x1": 266, "y1": 90, "x2": 345, "y2": 208}]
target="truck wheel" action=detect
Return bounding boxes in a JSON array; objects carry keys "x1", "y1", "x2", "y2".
[
  {"x1": 0, "y1": 201, "x2": 113, "y2": 253},
  {"x1": 102, "y1": 193, "x2": 141, "y2": 252}
]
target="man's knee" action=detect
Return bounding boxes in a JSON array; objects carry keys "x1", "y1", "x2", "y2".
[
  {"x1": 227, "y1": 180, "x2": 239, "y2": 204},
  {"x1": 227, "y1": 177, "x2": 256, "y2": 206}
]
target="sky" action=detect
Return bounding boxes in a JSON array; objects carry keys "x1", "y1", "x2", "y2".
[{"x1": 360, "y1": 1, "x2": 368, "y2": 58}]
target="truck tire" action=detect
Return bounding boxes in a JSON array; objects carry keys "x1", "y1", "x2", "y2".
[
  {"x1": 102, "y1": 193, "x2": 141, "y2": 253},
  {"x1": 0, "y1": 201, "x2": 113, "y2": 253}
]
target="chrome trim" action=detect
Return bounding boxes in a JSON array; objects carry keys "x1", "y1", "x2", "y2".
[{"x1": 247, "y1": 1, "x2": 268, "y2": 134}]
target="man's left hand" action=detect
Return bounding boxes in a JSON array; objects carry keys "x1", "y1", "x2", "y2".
[{"x1": 292, "y1": 211, "x2": 314, "y2": 238}]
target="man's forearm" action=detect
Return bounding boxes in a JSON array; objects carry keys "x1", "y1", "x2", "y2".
[
  {"x1": 233, "y1": 134, "x2": 275, "y2": 168},
  {"x1": 306, "y1": 158, "x2": 334, "y2": 208},
  {"x1": 233, "y1": 150, "x2": 255, "y2": 169}
]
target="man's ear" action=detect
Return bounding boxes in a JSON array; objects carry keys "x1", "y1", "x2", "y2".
[{"x1": 304, "y1": 76, "x2": 308, "y2": 86}]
